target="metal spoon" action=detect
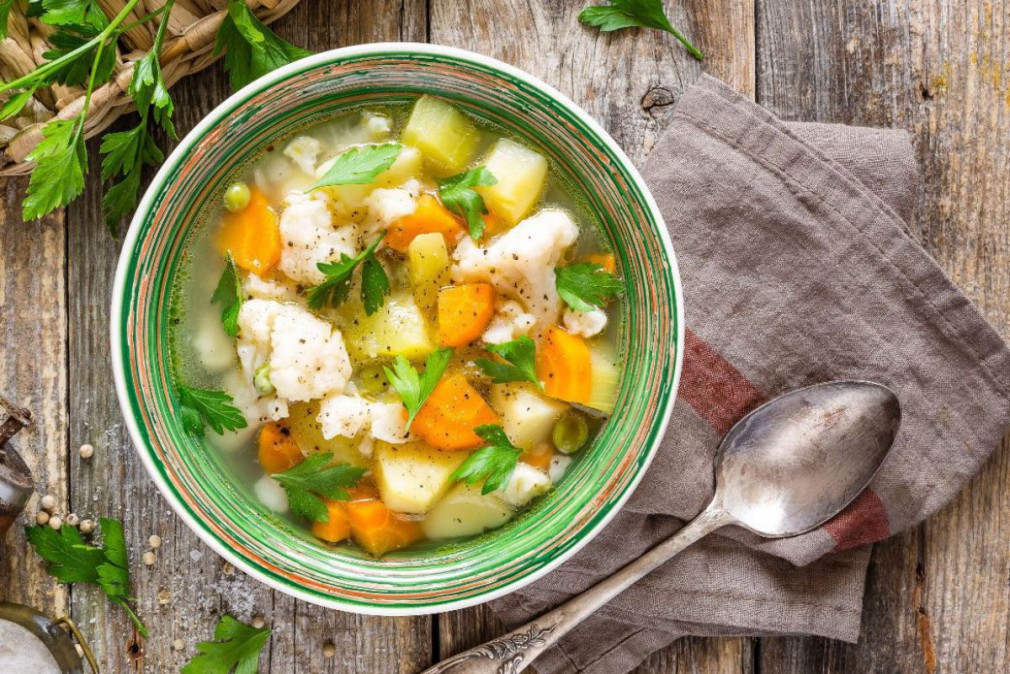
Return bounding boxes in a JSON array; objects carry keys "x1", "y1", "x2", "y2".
[{"x1": 424, "y1": 380, "x2": 901, "y2": 674}]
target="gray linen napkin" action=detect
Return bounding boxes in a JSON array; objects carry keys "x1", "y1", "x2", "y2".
[{"x1": 488, "y1": 75, "x2": 1010, "y2": 674}]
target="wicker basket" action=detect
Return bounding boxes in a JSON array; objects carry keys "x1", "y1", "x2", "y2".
[{"x1": 0, "y1": 0, "x2": 302, "y2": 175}]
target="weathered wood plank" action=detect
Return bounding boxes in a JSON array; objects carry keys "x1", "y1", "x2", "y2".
[
  {"x1": 429, "y1": 1, "x2": 753, "y2": 672},
  {"x1": 0, "y1": 179, "x2": 68, "y2": 618},
  {"x1": 63, "y1": 1, "x2": 432, "y2": 672},
  {"x1": 757, "y1": 1, "x2": 1010, "y2": 672}
]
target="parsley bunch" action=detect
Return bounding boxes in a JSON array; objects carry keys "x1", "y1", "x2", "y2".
[
  {"x1": 25, "y1": 517, "x2": 148, "y2": 636},
  {"x1": 0, "y1": 0, "x2": 310, "y2": 228}
]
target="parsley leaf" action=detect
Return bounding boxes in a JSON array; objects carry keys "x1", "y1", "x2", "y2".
[
  {"x1": 361, "y1": 255, "x2": 391, "y2": 316},
  {"x1": 181, "y1": 615, "x2": 271, "y2": 674},
  {"x1": 25, "y1": 517, "x2": 148, "y2": 636},
  {"x1": 475, "y1": 336, "x2": 541, "y2": 388},
  {"x1": 39, "y1": 0, "x2": 110, "y2": 31},
  {"x1": 555, "y1": 262, "x2": 624, "y2": 312},
  {"x1": 99, "y1": 122, "x2": 164, "y2": 228},
  {"x1": 214, "y1": 0, "x2": 311, "y2": 91},
  {"x1": 272, "y1": 453, "x2": 367, "y2": 523},
  {"x1": 306, "y1": 234, "x2": 389, "y2": 314},
  {"x1": 177, "y1": 385, "x2": 247, "y2": 437},
  {"x1": 579, "y1": 0, "x2": 703, "y2": 60},
  {"x1": 437, "y1": 167, "x2": 497, "y2": 239},
  {"x1": 0, "y1": 1, "x2": 14, "y2": 40},
  {"x1": 383, "y1": 348, "x2": 454, "y2": 430},
  {"x1": 0, "y1": 87, "x2": 38, "y2": 121},
  {"x1": 449, "y1": 424, "x2": 523, "y2": 494},
  {"x1": 212, "y1": 253, "x2": 243, "y2": 337},
  {"x1": 312, "y1": 143, "x2": 402, "y2": 190},
  {"x1": 23, "y1": 119, "x2": 86, "y2": 221}
]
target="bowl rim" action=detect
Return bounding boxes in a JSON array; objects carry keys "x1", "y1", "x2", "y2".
[{"x1": 111, "y1": 41, "x2": 685, "y2": 615}]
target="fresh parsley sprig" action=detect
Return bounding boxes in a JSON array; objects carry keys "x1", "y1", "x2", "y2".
[
  {"x1": 306, "y1": 234, "x2": 390, "y2": 315},
  {"x1": 212, "y1": 252, "x2": 243, "y2": 337},
  {"x1": 449, "y1": 425, "x2": 523, "y2": 494},
  {"x1": 555, "y1": 262, "x2": 624, "y2": 312},
  {"x1": 312, "y1": 143, "x2": 402, "y2": 190},
  {"x1": 579, "y1": 0, "x2": 703, "y2": 60},
  {"x1": 25, "y1": 517, "x2": 148, "y2": 636},
  {"x1": 177, "y1": 385, "x2": 247, "y2": 437},
  {"x1": 272, "y1": 453, "x2": 367, "y2": 523},
  {"x1": 181, "y1": 614, "x2": 271, "y2": 674},
  {"x1": 476, "y1": 336, "x2": 541, "y2": 389},
  {"x1": 214, "y1": 0, "x2": 311, "y2": 90},
  {"x1": 2, "y1": 0, "x2": 308, "y2": 226},
  {"x1": 437, "y1": 167, "x2": 498, "y2": 239},
  {"x1": 384, "y1": 348, "x2": 454, "y2": 430}
]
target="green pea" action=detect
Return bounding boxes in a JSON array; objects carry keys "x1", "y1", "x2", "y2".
[
  {"x1": 552, "y1": 412, "x2": 589, "y2": 455},
  {"x1": 253, "y1": 364, "x2": 274, "y2": 395},
  {"x1": 224, "y1": 182, "x2": 251, "y2": 212}
]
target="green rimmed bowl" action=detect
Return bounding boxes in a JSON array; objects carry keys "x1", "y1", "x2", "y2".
[{"x1": 112, "y1": 43, "x2": 683, "y2": 615}]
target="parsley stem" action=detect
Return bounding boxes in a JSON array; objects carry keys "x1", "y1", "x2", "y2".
[
  {"x1": 116, "y1": 597, "x2": 149, "y2": 637},
  {"x1": 0, "y1": 0, "x2": 145, "y2": 94},
  {"x1": 119, "y1": 1, "x2": 171, "y2": 33},
  {"x1": 669, "y1": 28, "x2": 703, "y2": 60}
]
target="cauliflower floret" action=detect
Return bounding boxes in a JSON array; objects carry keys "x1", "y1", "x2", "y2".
[
  {"x1": 483, "y1": 300, "x2": 537, "y2": 344},
  {"x1": 193, "y1": 312, "x2": 235, "y2": 373},
  {"x1": 254, "y1": 475, "x2": 289, "y2": 513},
  {"x1": 548, "y1": 454, "x2": 573, "y2": 483},
  {"x1": 283, "y1": 136, "x2": 322, "y2": 175},
  {"x1": 562, "y1": 307, "x2": 608, "y2": 338},
  {"x1": 362, "y1": 185, "x2": 418, "y2": 238},
  {"x1": 453, "y1": 209, "x2": 579, "y2": 331},
  {"x1": 315, "y1": 394, "x2": 411, "y2": 444},
  {"x1": 242, "y1": 272, "x2": 300, "y2": 303},
  {"x1": 237, "y1": 299, "x2": 352, "y2": 404},
  {"x1": 278, "y1": 191, "x2": 359, "y2": 285},
  {"x1": 369, "y1": 402, "x2": 411, "y2": 443},
  {"x1": 363, "y1": 112, "x2": 392, "y2": 138},
  {"x1": 317, "y1": 394, "x2": 372, "y2": 439},
  {"x1": 500, "y1": 463, "x2": 552, "y2": 508}
]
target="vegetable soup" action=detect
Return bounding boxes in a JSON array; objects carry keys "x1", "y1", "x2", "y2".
[{"x1": 170, "y1": 95, "x2": 623, "y2": 556}]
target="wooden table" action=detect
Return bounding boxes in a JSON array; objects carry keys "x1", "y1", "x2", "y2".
[{"x1": 2, "y1": 1, "x2": 1007, "y2": 672}]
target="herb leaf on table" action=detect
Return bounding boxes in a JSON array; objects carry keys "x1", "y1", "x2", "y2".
[
  {"x1": 215, "y1": 0, "x2": 312, "y2": 91},
  {"x1": 273, "y1": 453, "x2": 367, "y2": 523},
  {"x1": 555, "y1": 262, "x2": 624, "y2": 312},
  {"x1": 450, "y1": 424, "x2": 523, "y2": 494},
  {"x1": 307, "y1": 234, "x2": 390, "y2": 315},
  {"x1": 212, "y1": 252, "x2": 243, "y2": 337},
  {"x1": 312, "y1": 143, "x2": 402, "y2": 189},
  {"x1": 177, "y1": 385, "x2": 247, "y2": 437},
  {"x1": 25, "y1": 517, "x2": 148, "y2": 636},
  {"x1": 579, "y1": 0, "x2": 703, "y2": 61},
  {"x1": 437, "y1": 167, "x2": 497, "y2": 239},
  {"x1": 384, "y1": 347, "x2": 454, "y2": 430},
  {"x1": 181, "y1": 615, "x2": 271, "y2": 674},
  {"x1": 476, "y1": 336, "x2": 541, "y2": 388}
]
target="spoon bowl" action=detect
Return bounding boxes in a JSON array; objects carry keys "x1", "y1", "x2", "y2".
[{"x1": 715, "y1": 381, "x2": 900, "y2": 537}]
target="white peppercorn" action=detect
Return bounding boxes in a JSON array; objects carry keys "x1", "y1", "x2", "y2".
[
  {"x1": 48, "y1": 516, "x2": 62, "y2": 530},
  {"x1": 251, "y1": 615, "x2": 265, "y2": 629},
  {"x1": 79, "y1": 444, "x2": 94, "y2": 459},
  {"x1": 322, "y1": 642, "x2": 336, "y2": 658},
  {"x1": 79, "y1": 519, "x2": 96, "y2": 534},
  {"x1": 36, "y1": 511, "x2": 50, "y2": 525},
  {"x1": 142, "y1": 551, "x2": 156, "y2": 566},
  {"x1": 148, "y1": 534, "x2": 162, "y2": 549},
  {"x1": 65, "y1": 513, "x2": 79, "y2": 527},
  {"x1": 40, "y1": 494, "x2": 56, "y2": 511}
]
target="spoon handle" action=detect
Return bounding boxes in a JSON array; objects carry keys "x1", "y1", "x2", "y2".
[{"x1": 422, "y1": 502, "x2": 731, "y2": 674}]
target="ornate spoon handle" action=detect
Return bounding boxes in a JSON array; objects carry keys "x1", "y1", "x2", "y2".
[{"x1": 423, "y1": 503, "x2": 731, "y2": 674}]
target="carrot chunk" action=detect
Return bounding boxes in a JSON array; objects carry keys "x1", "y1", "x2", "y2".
[
  {"x1": 258, "y1": 422, "x2": 304, "y2": 474},
  {"x1": 585, "y1": 253, "x2": 616, "y2": 274},
  {"x1": 536, "y1": 327, "x2": 593, "y2": 404},
  {"x1": 311, "y1": 499, "x2": 351, "y2": 543},
  {"x1": 412, "y1": 373, "x2": 499, "y2": 451},
  {"x1": 217, "y1": 187, "x2": 282, "y2": 275},
  {"x1": 437, "y1": 283, "x2": 496, "y2": 347},
  {"x1": 386, "y1": 194, "x2": 465, "y2": 253},
  {"x1": 345, "y1": 493, "x2": 423, "y2": 555}
]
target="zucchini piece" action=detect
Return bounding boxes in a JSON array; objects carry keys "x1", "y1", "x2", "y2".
[{"x1": 586, "y1": 346, "x2": 620, "y2": 414}]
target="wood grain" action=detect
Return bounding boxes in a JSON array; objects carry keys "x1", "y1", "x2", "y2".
[
  {"x1": 757, "y1": 0, "x2": 1010, "y2": 672},
  {"x1": 3, "y1": 0, "x2": 1010, "y2": 672},
  {"x1": 0, "y1": 179, "x2": 68, "y2": 617}
]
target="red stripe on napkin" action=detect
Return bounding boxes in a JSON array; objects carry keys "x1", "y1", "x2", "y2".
[
  {"x1": 680, "y1": 329, "x2": 768, "y2": 435},
  {"x1": 824, "y1": 489, "x2": 890, "y2": 551}
]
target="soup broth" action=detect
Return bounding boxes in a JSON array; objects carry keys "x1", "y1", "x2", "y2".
[{"x1": 170, "y1": 95, "x2": 623, "y2": 556}]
